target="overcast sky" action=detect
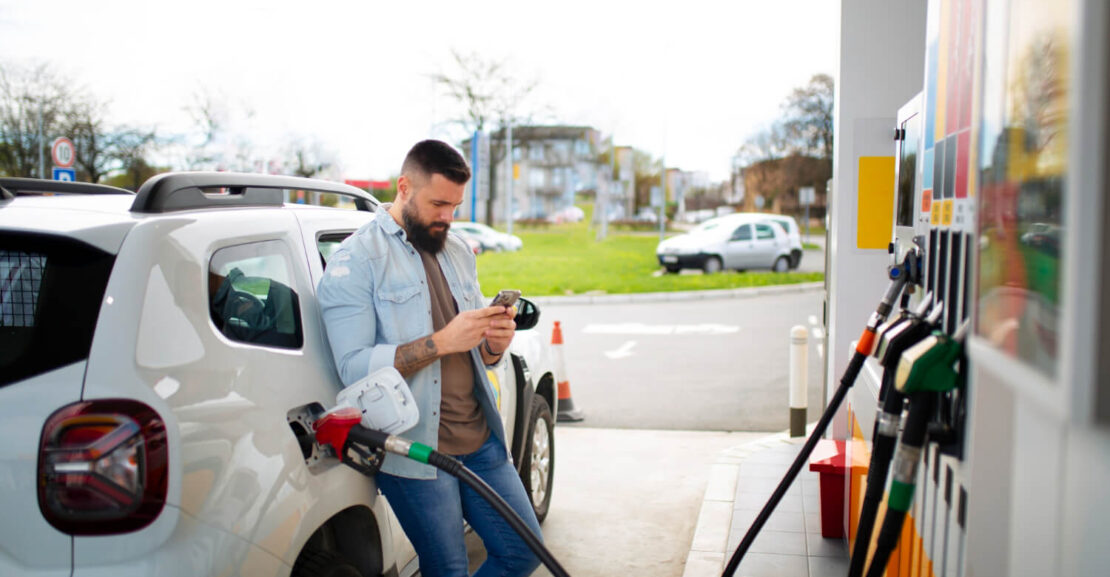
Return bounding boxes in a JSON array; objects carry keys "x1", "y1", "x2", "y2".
[{"x1": 0, "y1": 0, "x2": 838, "y2": 181}]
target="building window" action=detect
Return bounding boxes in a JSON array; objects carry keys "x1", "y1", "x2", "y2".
[
  {"x1": 529, "y1": 170, "x2": 545, "y2": 188},
  {"x1": 529, "y1": 145, "x2": 545, "y2": 161}
]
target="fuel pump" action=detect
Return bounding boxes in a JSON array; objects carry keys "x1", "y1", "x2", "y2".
[
  {"x1": 847, "y1": 296, "x2": 944, "y2": 577},
  {"x1": 722, "y1": 250, "x2": 921, "y2": 577},
  {"x1": 863, "y1": 322, "x2": 967, "y2": 577}
]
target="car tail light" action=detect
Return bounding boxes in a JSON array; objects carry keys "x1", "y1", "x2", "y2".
[{"x1": 38, "y1": 400, "x2": 168, "y2": 535}]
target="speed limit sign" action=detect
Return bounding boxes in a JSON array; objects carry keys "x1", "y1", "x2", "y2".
[{"x1": 52, "y1": 137, "x2": 75, "y2": 168}]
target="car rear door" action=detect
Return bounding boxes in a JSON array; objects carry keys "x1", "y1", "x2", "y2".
[
  {"x1": 76, "y1": 209, "x2": 363, "y2": 571},
  {"x1": 723, "y1": 223, "x2": 754, "y2": 269},
  {"x1": 751, "y1": 222, "x2": 781, "y2": 268}
]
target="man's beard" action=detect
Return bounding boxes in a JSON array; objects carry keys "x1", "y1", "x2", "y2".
[{"x1": 402, "y1": 203, "x2": 450, "y2": 253}]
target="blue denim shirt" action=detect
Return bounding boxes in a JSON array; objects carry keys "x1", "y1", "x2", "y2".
[{"x1": 317, "y1": 207, "x2": 507, "y2": 479}]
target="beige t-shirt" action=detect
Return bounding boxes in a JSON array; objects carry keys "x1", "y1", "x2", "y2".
[{"x1": 418, "y1": 249, "x2": 490, "y2": 455}]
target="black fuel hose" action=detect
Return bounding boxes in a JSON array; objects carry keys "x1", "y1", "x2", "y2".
[
  {"x1": 863, "y1": 393, "x2": 935, "y2": 577},
  {"x1": 722, "y1": 272, "x2": 908, "y2": 577},
  {"x1": 344, "y1": 427, "x2": 571, "y2": 577},
  {"x1": 723, "y1": 349, "x2": 868, "y2": 576},
  {"x1": 847, "y1": 370, "x2": 904, "y2": 577}
]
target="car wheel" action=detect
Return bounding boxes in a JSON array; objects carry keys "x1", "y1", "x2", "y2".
[
  {"x1": 703, "y1": 256, "x2": 723, "y2": 274},
  {"x1": 773, "y1": 256, "x2": 790, "y2": 273},
  {"x1": 664, "y1": 265, "x2": 680, "y2": 274},
  {"x1": 791, "y1": 250, "x2": 803, "y2": 269},
  {"x1": 521, "y1": 396, "x2": 555, "y2": 523},
  {"x1": 292, "y1": 548, "x2": 362, "y2": 577}
]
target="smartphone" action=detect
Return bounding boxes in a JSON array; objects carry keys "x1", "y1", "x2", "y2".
[{"x1": 489, "y1": 289, "x2": 521, "y2": 309}]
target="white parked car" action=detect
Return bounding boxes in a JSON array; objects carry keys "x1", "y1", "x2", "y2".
[
  {"x1": 451, "y1": 221, "x2": 523, "y2": 252},
  {"x1": 656, "y1": 213, "x2": 794, "y2": 274},
  {"x1": 0, "y1": 173, "x2": 558, "y2": 577},
  {"x1": 733, "y1": 212, "x2": 804, "y2": 269}
]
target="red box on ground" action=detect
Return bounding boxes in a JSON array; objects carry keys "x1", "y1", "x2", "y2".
[{"x1": 809, "y1": 439, "x2": 849, "y2": 538}]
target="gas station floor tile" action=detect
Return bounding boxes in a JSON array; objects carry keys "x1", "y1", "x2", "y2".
[{"x1": 687, "y1": 432, "x2": 850, "y2": 576}]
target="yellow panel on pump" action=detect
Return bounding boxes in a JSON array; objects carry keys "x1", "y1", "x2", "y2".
[{"x1": 857, "y1": 156, "x2": 896, "y2": 249}]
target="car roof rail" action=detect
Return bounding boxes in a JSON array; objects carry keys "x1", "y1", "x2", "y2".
[
  {"x1": 130, "y1": 172, "x2": 378, "y2": 214},
  {"x1": 0, "y1": 177, "x2": 134, "y2": 197}
]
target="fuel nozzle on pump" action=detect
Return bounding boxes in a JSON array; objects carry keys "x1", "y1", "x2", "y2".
[
  {"x1": 723, "y1": 254, "x2": 916, "y2": 577},
  {"x1": 848, "y1": 296, "x2": 943, "y2": 577},
  {"x1": 312, "y1": 369, "x2": 571, "y2": 577},
  {"x1": 862, "y1": 321, "x2": 968, "y2": 577}
]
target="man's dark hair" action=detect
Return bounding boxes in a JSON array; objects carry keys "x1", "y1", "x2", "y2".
[{"x1": 401, "y1": 140, "x2": 471, "y2": 185}]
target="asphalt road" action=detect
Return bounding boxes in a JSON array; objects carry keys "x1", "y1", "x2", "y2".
[{"x1": 538, "y1": 287, "x2": 828, "y2": 432}]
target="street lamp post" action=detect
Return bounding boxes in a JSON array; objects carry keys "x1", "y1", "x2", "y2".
[{"x1": 506, "y1": 123, "x2": 514, "y2": 236}]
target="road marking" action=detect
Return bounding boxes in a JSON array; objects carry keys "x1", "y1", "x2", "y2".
[
  {"x1": 605, "y1": 340, "x2": 637, "y2": 359},
  {"x1": 583, "y1": 323, "x2": 740, "y2": 336}
]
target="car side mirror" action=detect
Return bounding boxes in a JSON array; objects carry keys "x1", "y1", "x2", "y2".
[{"x1": 514, "y1": 297, "x2": 541, "y2": 331}]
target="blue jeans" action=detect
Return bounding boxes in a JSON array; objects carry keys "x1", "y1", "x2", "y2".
[{"x1": 375, "y1": 436, "x2": 543, "y2": 577}]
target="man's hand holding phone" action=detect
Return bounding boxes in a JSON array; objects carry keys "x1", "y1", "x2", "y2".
[{"x1": 482, "y1": 289, "x2": 520, "y2": 361}]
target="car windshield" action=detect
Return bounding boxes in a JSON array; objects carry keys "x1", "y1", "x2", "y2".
[
  {"x1": 690, "y1": 220, "x2": 728, "y2": 235},
  {"x1": 0, "y1": 234, "x2": 115, "y2": 386}
]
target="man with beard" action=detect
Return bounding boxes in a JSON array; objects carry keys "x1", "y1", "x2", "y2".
[{"x1": 317, "y1": 140, "x2": 541, "y2": 577}]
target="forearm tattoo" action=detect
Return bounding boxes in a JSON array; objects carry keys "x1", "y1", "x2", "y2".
[{"x1": 396, "y1": 337, "x2": 439, "y2": 376}]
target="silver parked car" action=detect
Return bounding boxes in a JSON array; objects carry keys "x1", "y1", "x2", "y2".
[
  {"x1": 451, "y1": 221, "x2": 523, "y2": 252},
  {"x1": 733, "y1": 212, "x2": 804, "y2": 269},
  {"x1": 656, "y1": 213, "x2": 794, "y2": 274}
]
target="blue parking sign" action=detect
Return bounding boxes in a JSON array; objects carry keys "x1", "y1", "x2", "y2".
[{"x1": 53, "y1": 168, "x2": 75, "y2": 182}]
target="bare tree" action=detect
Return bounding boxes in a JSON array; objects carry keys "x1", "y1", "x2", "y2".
[
  {"x1": 182, "y1": 88, "x2": 256, "y2": 171},
  {"x1": 282, "y1": 136, "x2": 335, "y2": 178},
  {"x1": 734, "y1": 74, "x2": 834, "y2": 215},
  {"x1": 112, "y1": 129, "x2": 161, "y2": 190},
  {"x1": 779, "y1": 73, "x2": 834, "y2": 161},
  {"x1": 0, "y1": 62, "x2": 72, "y2": 177},
  {"x1": 432, "y1": 49, "x2": 546, "y2": 224}
]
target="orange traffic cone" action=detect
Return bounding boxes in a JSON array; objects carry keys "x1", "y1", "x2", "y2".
[{"x1": 552, "y1": 321, "x2": 584, "y2": 422}]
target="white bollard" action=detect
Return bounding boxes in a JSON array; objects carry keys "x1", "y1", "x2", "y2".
[{"x1": 790, "y1": 325, "x2": 808, "y2": 437}]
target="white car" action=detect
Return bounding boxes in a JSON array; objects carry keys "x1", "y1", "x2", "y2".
[
  {"x1": 656, "y1": 213, "x2": 794, "y2": 273},
  {"x1": 451, "y1": 221, "x2": 523, "y2": 252},
  {"x1": 0, "y1": 173, "x2": 558, "y2": 577},
  {"x1": 733, "y1": 212, "x2": 804, "y2": 269}
]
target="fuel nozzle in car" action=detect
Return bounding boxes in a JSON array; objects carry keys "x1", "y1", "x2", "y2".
[
  {"x1": 311, "y1": 368, "x2": 571, "y2": 577},
  {"x1": 862, "y1": 321, "x2": 968, "y2": 577}
]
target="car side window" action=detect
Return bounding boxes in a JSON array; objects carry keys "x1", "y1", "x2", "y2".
[
  {"x1": 208, "y1": 240, "x2": 303, "y2": 349},
  {"x1": 755, "y1": 223, "x2": 776, "y2": 240},
  {"x1": 317, "y1": 232, "x2": 354, "y2": 269},
  {"x1": 730, "y1": 224, "x2": 752, "y2": 241}
]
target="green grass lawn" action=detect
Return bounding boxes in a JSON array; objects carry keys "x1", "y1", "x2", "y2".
[{"x1": 475, "y1": 220, "x2": 823, "y2": 297}]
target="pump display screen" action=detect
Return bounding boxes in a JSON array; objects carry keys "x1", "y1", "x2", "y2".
[{"x1": 897, "y1": 114, "x2": 920, "y2": 228}]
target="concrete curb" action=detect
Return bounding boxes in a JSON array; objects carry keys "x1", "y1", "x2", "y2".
[
  {"x1": 682, "y1": 431, "x2": 810, "y2": 577},
  {"x1": 526, "y1": 281, "x2": 825, "y2": 307}
]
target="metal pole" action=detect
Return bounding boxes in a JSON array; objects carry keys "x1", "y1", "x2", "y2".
[
  {"x1": 658, "y1": 159, "x2": 666, "y2": 243},
  {"x1": 506, "y1": 123, "x2": 513, "y2": 235},
  {"x1": 789, "y1": 325, "x2": 808, "y2": 437},
  {"x1": 470, "y1": 130, "x2": 479, "y2": 222},
  {"x1": 805, "y1": 204, "x2": 810, "y2": 242},
  {"x1": 37, "y1": 103, "x2": 44, "y2": 179},
  {"x1": 599, "y1": 137, "x2": 613, "y2": 241}
]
